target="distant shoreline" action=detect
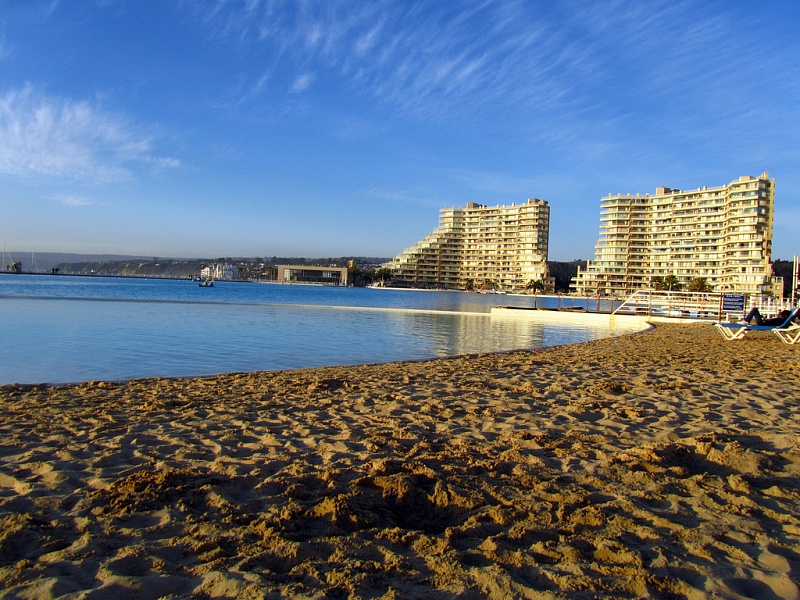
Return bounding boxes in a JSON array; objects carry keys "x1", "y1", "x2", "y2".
[
  {"x1": 0, "y1": 270, "x2": 195, "y2": 282},
  {"x1": 0, "y1": 272, "x2": 595, "y2": 299}
]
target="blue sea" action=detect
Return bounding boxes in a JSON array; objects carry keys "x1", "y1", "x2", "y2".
[{"x1": 0, "y1": 275, "x2": 636, "y2": 385}]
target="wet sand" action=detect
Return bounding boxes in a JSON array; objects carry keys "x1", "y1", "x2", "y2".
[{"x1": 0, "y1": 323, "x2": 798, "y2": 599}]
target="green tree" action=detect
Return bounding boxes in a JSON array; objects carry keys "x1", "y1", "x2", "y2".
[
  {"x1": 662, "y1": 274, "x2": 683, "y2": 291},
  {"x1": 373, "y1": 267, "x2": 393, "y2": 286},
  {"x1": 525, "y1": 279, "x2": 545, "y2": 293},
  {"x1": 464, "y1": 278, "x2": 475, "y2": 291},
  {"x1": 525, "y1": 279, "x2": 545, "y2": 307},
  {"x1": 651, "y1": 275, "x2": 683, "y2": 291},
  {"x1": 687, "y1": 277, "x2": 712, "y2": 292},
  {"x1": 348, "y1": 265, "x2": 367, "y2": 287}
]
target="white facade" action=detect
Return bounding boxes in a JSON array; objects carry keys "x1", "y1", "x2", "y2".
[
  {"x1": 200, "y1": 264, "x2": 238, "y2": 281},
  {"x1": 387, "y1": 199, "x2": 551, "y2": 291},
  {"x1": 572, "y1": 173, "x2": 777, "y2": 297}
]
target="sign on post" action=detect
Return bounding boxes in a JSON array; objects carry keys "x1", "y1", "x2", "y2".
[{"x1": 721, "y1": 293, "x2": 746, "y2": 314}]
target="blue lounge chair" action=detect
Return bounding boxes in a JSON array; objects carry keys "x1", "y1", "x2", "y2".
[
  {"x1": 715, "y1": 307, "x2": 800, "y2": 341},
  {"x1": 774, "y1": 323, "x2": 800, "y2": 345}
]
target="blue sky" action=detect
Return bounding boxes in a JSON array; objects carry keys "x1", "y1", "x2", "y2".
[{"x1": 1, "y1": 0, "x2": 799, "y2": 261}]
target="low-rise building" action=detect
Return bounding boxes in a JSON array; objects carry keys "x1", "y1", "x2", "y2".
[{"x1": 277, "y1": 265, "x2": 348, "y2": 286}]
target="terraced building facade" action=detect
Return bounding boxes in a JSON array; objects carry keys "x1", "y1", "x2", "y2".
[{"x1": 386, "y1": 199, "x2": 552, "y2": 291}]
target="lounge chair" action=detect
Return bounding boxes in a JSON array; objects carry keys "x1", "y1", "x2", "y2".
[
  {"x1": 774, "y1": 323, "x2": 800, "y2": 345},
  {"x1": 714, "y1": 307, "x2": 800, "y2": 341}
]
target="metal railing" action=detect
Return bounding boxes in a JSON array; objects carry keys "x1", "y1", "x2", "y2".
[{"x1": 612, "y1": 290, "x2": 793, "y2": 320}]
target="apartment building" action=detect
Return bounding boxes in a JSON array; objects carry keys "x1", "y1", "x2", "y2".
[
  {"x1": 200, "y1": 263, "x2": 238, "y2": 281},
  {"x1": 572, "y1": 173, "x2": 777, "y2": 297},
  {"x1": 386, "y1": 198, "x2": 552, "y2": 291}
]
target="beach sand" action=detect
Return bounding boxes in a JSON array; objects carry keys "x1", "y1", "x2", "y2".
[{"x1": 0, "y1": 323, "x2": 798, "y2": 599}]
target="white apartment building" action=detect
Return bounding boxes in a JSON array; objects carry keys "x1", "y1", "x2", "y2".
[
  {"x1": 387, "y1": 198, "x2": 552, "y2": 291},
  {"x1": 572, "y1": 173, "x2": 777, "y2": 297},
  {"x1": 200, "y1": 263, "x2": 238, "y2": 281}
]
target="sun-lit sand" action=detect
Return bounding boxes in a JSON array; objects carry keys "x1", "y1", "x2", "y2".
[{"x1": 1, "y1": 323, "x2": 798, "y2": 599}]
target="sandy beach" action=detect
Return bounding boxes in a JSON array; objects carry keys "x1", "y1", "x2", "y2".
[{"x1": 1, "y1": 323, "x2": 798, "y2": 599}]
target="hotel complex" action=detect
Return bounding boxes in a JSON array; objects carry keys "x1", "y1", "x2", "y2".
[
  {"x1": 386, "y1": 199, "x2": 552, "y2": 291},
  {"x1": 571, "y1": 173, "x2": 778, "y2": 297}
]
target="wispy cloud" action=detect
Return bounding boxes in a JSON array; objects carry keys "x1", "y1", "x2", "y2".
[
  {"x1": 145, "y1": 156, "x2": 182, "y2": 171},
  {"x1": 190, "y1": 0, "x2": 800, "y2": 148},
  {"x1": 360, "y1": 186, "x2": 443, "y2": 209},
  {"x1": 289, "y1": 72, "x2": 313, "y2": 93},
  {"x1": 52, "y1": 194, "x2": 92, "y2": 207},
  {"x1": 0, "y1": 86, "x2": 180, "y2": 183},
  {"x1": 189, "y1": 0, "x2": 576, "y2": 118},
  {"x1": 354, "y1": 21, "x2": 383, "y2": 56}
]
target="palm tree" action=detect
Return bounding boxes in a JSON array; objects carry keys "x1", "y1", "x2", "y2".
[
  {"x1": 651, "y1": 275, "x2": 684, "y2": 291},
  {"x1": 525, "y1": 279, "x2": 545, "y2": 307},
  {"x1": 525, "y1": 279, "x2": 545, "y2": 294},
  {"x1": 687, "y1": 277, "x2": 712, "y2": 293},
  {"x1": 662, "y1": 274, "x2": 683, "y2": 291}
]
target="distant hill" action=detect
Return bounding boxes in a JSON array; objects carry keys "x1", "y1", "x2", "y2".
[
  {"x1": 2, "y1": 252, "x2": 152, "y2": 273},
  {"x1": 51, "y1": 258, "x2": 207, "y2": 278},
  {"x1": 548, "y1": 260, "x2": 588, "y2": 292},
  {"x1": 1, "y1": 254, "x2": 392, "y2": 279}
]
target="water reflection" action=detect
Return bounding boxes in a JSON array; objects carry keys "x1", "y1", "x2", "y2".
[
  {"x1": 1, "y1": 295, "x2": 639, "y2": 385},
  {"x1": 383, "y1": 311, "x2": 546, "y2": 357}
]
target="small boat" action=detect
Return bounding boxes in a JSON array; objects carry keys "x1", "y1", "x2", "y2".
[{"x1": 198, "y1": 279, "x2": 214, "y2": 287}]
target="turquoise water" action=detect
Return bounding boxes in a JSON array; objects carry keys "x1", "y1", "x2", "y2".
[{"x1": 0, "y1": 275, "x2": 634, "y2": 384}]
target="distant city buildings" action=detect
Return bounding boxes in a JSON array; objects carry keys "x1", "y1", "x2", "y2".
[
  {"x1": 386, "y1": 199, "x2": 552, "y2": 291},
  {"x1": 572, "y1": 173, "x2": 779, "y2": 296},
  {"x1": 200, "y1": 263, "x2": 238, "y2": 281}
]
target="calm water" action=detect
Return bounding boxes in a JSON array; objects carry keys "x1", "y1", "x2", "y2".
[{"x1": 0, "y1": 275, "x2": 636, "y2": 384}]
